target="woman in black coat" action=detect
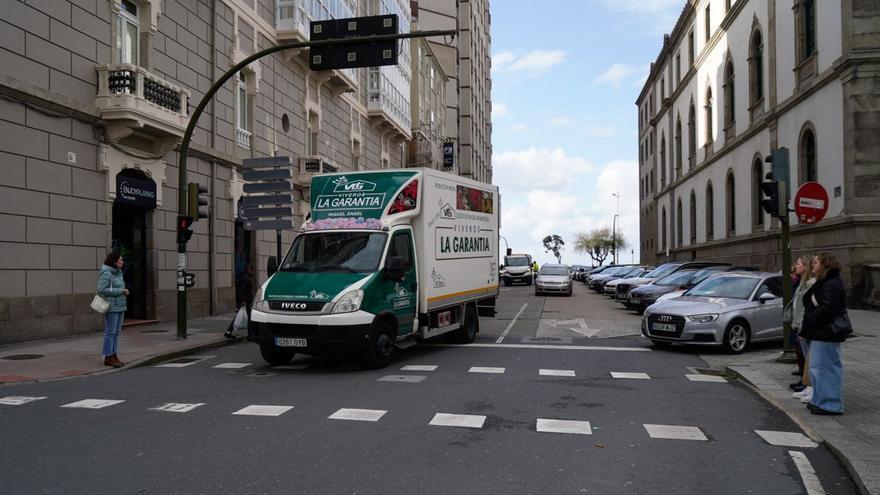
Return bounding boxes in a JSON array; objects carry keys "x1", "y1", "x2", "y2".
[{"x1": 800, "y1": 253, "x2": 848, "y2": 415}]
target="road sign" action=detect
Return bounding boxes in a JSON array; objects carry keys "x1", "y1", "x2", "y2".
[
  {"x1": 794, "y1": 182, "x2": 829, "y2": 224},
  {"x1": 241, "y1": 193, "x2": 293, "y2": 207},
  {"x1": 309, "y1": 14, "x2": 399, "y2": 71},
  {"x1": 242, "y1": 169, "x2": 291, "y2": 181},
  {"x1": 241, "y1": 207, "x2": 293, "y2": 219},
  {"x1": 241, "y1": 156, "x2": 291, "y2": 169},
  {"x1": 243, "y1": 182, "x2": 292, "y2": 194},
  {"x1": 244, "y1": 219, "x2": 293, "y2": 231}
]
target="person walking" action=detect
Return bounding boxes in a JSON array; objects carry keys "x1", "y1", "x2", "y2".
[
  {"x1": 224, "y1": 263, "x2": 254, "y2": 339},
  {"x1": 98, "y1": 252, "x2": 129, "y2": 368},
  {"x1": 790, "y1": 256, "x2": 816, "y2": 401},
  {"x1": 800, "y1": 252, "x2": 848, "y2": 415}
]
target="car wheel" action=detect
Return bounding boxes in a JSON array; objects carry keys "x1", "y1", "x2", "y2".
[
  {"x1": 722, "y1": 320, "x2": 751, "y2": 354},
  {"x1": 362, "y1": 320, "x2": 396, "y2": 369},
  {"x1": 566, "y1": 287, "x2": 572, "y2": 297},
  {"x1": 260, "y1": 343, "x2": 296, "y2": 366},
  {"x1": 447, "y1": 304, "x2": 479, "y2": 344}
]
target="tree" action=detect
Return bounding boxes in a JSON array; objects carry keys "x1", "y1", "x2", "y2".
[
  {"x1": 542, "y1": 234, "x2": 564, "y2": 263},
  {"x1": 575, "y1": 228, "x2": 628, "y2": 266}
]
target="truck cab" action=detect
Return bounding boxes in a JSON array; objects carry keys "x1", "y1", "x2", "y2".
[{"x1": 502, "y1": 254, "x2": 533, "y2": 286}]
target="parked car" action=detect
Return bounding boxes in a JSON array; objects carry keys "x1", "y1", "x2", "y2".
[
  {"x1": 599, "y1": 266, "x2": 651, "y2": 294},
  {"x1": 625, "y1": 269, "x2": 701, "y2": 311},
  {"x1": 604, "y1": 268, "x2": 653, "y2": 297},
  {"x1": 535, "y1": 264, "x2": 572, "y2": 296},
  {"x1": 642, "y1": 272, "x2": 784, "y2": 353},
  {"x1": 617, "y1": 261, "x2": 731, "y2": 306},
  {"x1": 584, "y1": 265, "x2": 616, "y2": 284},
  {"x1": 588, "y1": 265, "x2": 635, "y2": 290},
  {"x1": 654, "y1": 266, "x2": 758, "y2": 303}
]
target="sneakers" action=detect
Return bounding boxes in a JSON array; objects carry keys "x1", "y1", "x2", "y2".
[
  {"x1": 792, "y1": 386, "x2": 812, "y2": 400},
  {"x1": 789, "y1": 381, "x2": 807, "y2": 392},
  {"x1": 799, "y1": 387, "x2": 813, "y2": 403}
]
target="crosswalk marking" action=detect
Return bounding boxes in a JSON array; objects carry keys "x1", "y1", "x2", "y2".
[
  {"x1": 232, "y1": 405, "x2": 293, "y2": 417},
  {"x1": 212, "y1": 362, "x2": 252, "y2": 369},
  {"x1": 469, "y1": 366, "x2": 505, "y2": 374},
  {"x1": 150, "y1": 403, "x2": 205, "y2": 413},
  {"x1": 644, "y1": 424, "x2": 708, "y2": 441},
  {"x1": 0, "y1": 396, "x2": 47, "y2": 406},
  {"x1": 154, "y1": 355, "x2": 216, "y2": 368},
  {"x1": 539, "y1": 369, "x2": 576, "y2": 377},
  {"x1": 329, "y1": 408, "x2": 387, "y2": 422},
  {"x1": 61, "y1": 399, "x2": 125, "y2": 409},
  {"x1": 378, "y1": 375, "x2": 427, "y2": 383},
  {"x1": 536, "y1": 419, "x2": 592, "y2": 435},
  {"x1": 685, "y1": 374, "x2": 727, "y2": 383},
  {"x1": 610, "y1": 372, "x2": 651, "y2": 380},
  {"x1": 400, "y1": 365, "x2": 438, "y2": 372},
  {"x1": 755, "y1": 430, "x2": 818, "y2": 448},
  {"x1": 429, "y1": 413, "x2": 486, "y2": 429}
]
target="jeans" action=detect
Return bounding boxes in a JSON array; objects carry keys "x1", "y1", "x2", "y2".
[
  {"x1": 808, "y1": 340, "x2": 844, "y2": 413},
  {"x1": 102, "y1": 311, "x2": 125, "y2": 357}
]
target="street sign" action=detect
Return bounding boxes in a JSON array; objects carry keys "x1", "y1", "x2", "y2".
[
  {"x1": 241, "y1": 207, "x2": 293, "y2": 219},
  {"x1": 241, "y1": 193, "x2": 293, "y2": 206},
  {"x1": 240, "y1": 155, "x2": 295, "y2": 232},
  {"x1": 243, "y1": 182, "x2": 292, "y2": 194},
  {"x1": 309, "y1": 14, "x2": 399, "y2": 71},
  {"x1": 242, "y1": 169, "x2": 292, "y2": 181},
  {"x1": 244, "y1": 219, "x2": 293, "y2": 231},
  {"x1": 794, "y1": 181, "x2": 829, "y2": 224},
  {"x1": 241, "y1": 156, "x2": 291, "y2": 169}
]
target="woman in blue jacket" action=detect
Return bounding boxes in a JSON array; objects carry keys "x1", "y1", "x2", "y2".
[{"x1": 98, "y1": 252, "x2": 129, "y2": 367}]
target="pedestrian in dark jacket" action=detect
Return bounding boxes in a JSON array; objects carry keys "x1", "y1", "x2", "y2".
[
  {"x1": 225, "y1": 263, "x2": 254, "y2": 339},
  {"x1": 800, "y1": 252, "x2": 848, "y2": 415},
  {"x1": 98, "y1": 252, "x2": 129, "y2": 367}
]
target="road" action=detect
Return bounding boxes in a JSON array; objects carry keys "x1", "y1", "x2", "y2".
[{"x1": 0, "y1": 282, "x2": 857, "y2": 494}]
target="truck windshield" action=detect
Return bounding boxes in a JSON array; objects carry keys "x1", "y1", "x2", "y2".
[
  {"x1": 506, "y1": 256, "x2": 530, "y2": 266},
  {"x1": 280, "y1": 232, "x2": 388, "y2": 273}
]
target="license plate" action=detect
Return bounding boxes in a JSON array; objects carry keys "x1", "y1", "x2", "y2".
[
  {"x1": 275, "y1": 337, "x2": 307, "y2": 347},
  {"x1": 652, "y1": 323, "x2": 676, "y2": 332}
]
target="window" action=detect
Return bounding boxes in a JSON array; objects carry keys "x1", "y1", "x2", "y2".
[
  {"x1": 705, "y1": 87, "x2": 714, "y2": 144},
  {"x1": 660, "y1": 134, "x2": 667, "y2": 188},
  {"x1": 799, "y1": 0, "x2": 817, "y2": 62},
  {"x1": 352, "y1": 139, "x2": 362, "y2": 170},
  {"x1": 388, "y1": 231, "x2": 414, "y2": 271},
  {"x1": 662, "y1": 207, "x2": 668, "y2": 251},
  {"x1": 117, "y1": 0, "x2": 139, "y2": 65},
  {"x1": 706, "y1": 182, "x2": 715, "y2": 240},
  {"x1": 676, "y1": 198, "x2": 683, "y2": 246},
  {"x1": 675, "y1": 53, "x2": 681, "y2": 86},
  {"x1": 674, "y1": 117, "x2": 683, "y2": 179},
  {"x1": 723, "y1": 61, "x2": 735, "y2": 130},
  {"x1": 650, "y1": 170, "x2": 655, "y2": 193},
  {"x1": 688, "y1": 31, "x2": 695, "y2": 68},
  {"x1": 688, "y1": 101, "x2": 696, "y2": 164},
  {"x1": 690, "y1": 190, "x2": 697, "y2": 244},
  {"x1": 800, "y1": 127, "x2": 817, "y2": 183},
  {"x1": 236, "y1": 73, "x2": 252, "y2": 150},
  {"x1": 726, "y1": 171, "x2": 736, "y2": 236},
  {"x1": 749, "y1": 30, "x2": 764, "y2": 105},
  {"x1": 660, "y1": 78, "x2": 665, "y2": 101},
  {"x1": 753, "y1": 158, "x2": 764, "y2": 227},
  {"x1": 705, "y1": 5, "x2": 711, "y2": 42}
]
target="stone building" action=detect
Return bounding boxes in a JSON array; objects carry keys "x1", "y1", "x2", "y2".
[
  {"x1": 636, "y1": 0, "x2": 880, "y2": 306},
  {"x1": 409, "y1": 34, "x2": 449, "y2": 171},
  {"x1": 0, "y1": 0, "x2": 439, "y2": 344}
]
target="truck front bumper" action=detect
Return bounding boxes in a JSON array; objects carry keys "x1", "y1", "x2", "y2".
[{"x1": 248, "y1": 309, "x2": 375, "y2": 356}]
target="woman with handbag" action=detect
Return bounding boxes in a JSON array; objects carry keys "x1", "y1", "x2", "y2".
[
  {"x1": 801, "y1": 252, "x2": 849, "y2": 415},
  {"x1": 790, "y1": 256, "x2": 816, "y2": 400},
  {"x1": 97, "y1": 252, "x2": 129, "y2": 368}
]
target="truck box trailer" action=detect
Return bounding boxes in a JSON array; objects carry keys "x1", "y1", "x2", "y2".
[{"x1": 248, "y1": 168, "x2": 499, "y2": 368}]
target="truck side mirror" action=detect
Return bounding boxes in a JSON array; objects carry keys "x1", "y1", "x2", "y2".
[
  {"x1": 384, "y1": 256, "x2": 407, "y2": 280},
  {"x1": 267, "y1": 256, "x2": 278, "y2": 277}
]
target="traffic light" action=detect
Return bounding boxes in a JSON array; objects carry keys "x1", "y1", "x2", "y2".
[
  {"x1": 177, "y1": 216, "x2": 193, "y2": 245},
  {"x1": 187, "y1": 182, "x2": 209, "y2": 221},
  {"x1": 760, "y1": 171, "x2": 782, "y2": 217}
]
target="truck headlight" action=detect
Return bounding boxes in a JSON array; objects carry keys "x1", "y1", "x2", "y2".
[
  {"x1": 687, "y1": 313, "x2": 719, "y2": 323},
  {"x1": 332, "y1": 289, "x2": 364, "y2": 314},
  {"x1": 252, "y1": 285, "x2": 268, "y2": 312}
]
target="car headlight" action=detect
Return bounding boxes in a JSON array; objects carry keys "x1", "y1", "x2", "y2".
[
  {"x1": 687, "y1": 313, "x2": 719, "y2": 323},
  {"x1": 332, "y1": 289, "x2": 364, "y2": 314},
  {"x1": 252, "y1": 285, "x2": 268, "y2": 312}
]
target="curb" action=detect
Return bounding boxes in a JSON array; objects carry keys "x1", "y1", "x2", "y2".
[{"x1": 725, "y1": 365, "x2": 871, "y2": 495}]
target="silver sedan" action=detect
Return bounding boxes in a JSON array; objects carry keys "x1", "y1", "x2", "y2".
[
  {"x1": 641, "y1": 272, "x2": 784, "y2": 353},
  {"x1": 535, "y1": 264, "x2": 572, "y2": 296}
]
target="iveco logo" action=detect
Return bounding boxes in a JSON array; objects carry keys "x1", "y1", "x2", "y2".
[
  {"x1": 658, "y1": 315, "x2": 673, "y2": 322},
  {"x1": 281, "y1": 302, "x2": 308, "y2": 310}
]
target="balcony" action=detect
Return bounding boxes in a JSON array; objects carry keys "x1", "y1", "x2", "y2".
[
  {"x1": 95, "y1": 64, "x2": 190, "y2": 154},
  {"x1": 236, "y1": 127, "x2": 252, "y2": 151},
  {"x1": 368, "y1": 68, "x2": 411, "y2": 139}
]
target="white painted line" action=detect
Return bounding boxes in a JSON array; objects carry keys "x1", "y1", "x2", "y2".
[
  {"x1": 328, "y1": 408, "x2": 387, "y2": 422},
  {"x1": 611, "y1": 372, "x2": 651, "y2": 380},
  {"x1": 429, "y1": 413, "x2": 486, "y2": 429},
  {"x1": 433, "y1": 343, "x2": 651, "y2": 352},
  {"x1": 400, "y1": 365, "x2": 438, "y2": 372},
  {"x1": 537, "y1": 419, "x2": 592, "y2": 435},
  {"x1": 378, "y1": 375, "x2": 427, "y2": 383},
  {"x1": 644, "y1": 424, "x2": 708, "y2": 441},
  {"x1": 213, "y1": 362, "x2": 253, "y2": 369},
  {"x1": 150, "y1": 403, "x2": 206, "y2": 413},
  {"x1": 154, "y1": 355, "x2": 217, "y2": 368},
  {"x1": 685, "y1": 374, "x2": 728, "y2": 383},
  {"x1": 61, "y1": 399, "x2": 125, "y2": 409},
  {"x1": 469, "y1": 366, "x2": 505, "y2": 374},
  {"x1": 0, "y1": 396, "x2": 47, "y2": 406},
  {"x1": 789, "y1": 450, "x2": 825, "y2": 495},
  {"x1": 755, "y1": 431, "x2": 819, "y2": 448},
  {"x1": 496, "y1": 303, "x2": 528, "y2": 343},
  {"x1": 539, "y1": 369, "x2": 576, "y2": 377},
  {"x1": 232, "y1": 405, "x2": 293, "y2": 417}
]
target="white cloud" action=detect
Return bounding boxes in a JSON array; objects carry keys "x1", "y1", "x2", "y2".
[
  {"x1": 509, "y1": 123, "x2": 528, "y2": 132},
  {"x1": 492, "y1": 147, "x2": 596, "y2": 193},
  {"x1": 493, "y1": 50, "x2": 567, "y2": 75},
  {"x1": 594, "y1": 63, "x2": 640, "y2": 87},
  {"x1": 550, "y1": 116, "x2": 575, "y2": 127},
  {"x1": 492, "y1": 102, "x2": 509, "y2": 119}
]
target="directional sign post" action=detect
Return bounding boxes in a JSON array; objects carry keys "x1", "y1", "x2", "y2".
[
  {"x1": 794, "y1": 182, "x2": 829, "y2": 225},
  {"x1": 241, "y1": 156, "x2": 295, "y2": 264}
]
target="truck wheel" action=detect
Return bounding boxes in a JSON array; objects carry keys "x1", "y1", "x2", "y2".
[
  {"x1": 362, "y1": 320, "x2": 395, "y2": 369},
  {"x1": 448, "y1": 304, "x2": 479, "y2": 344},
  {"x1": 260, "y1": 343, "x2": 296, "y2": 366}
]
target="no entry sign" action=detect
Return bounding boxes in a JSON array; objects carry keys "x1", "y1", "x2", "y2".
[{"x1": 794, "y1": 182, "x2": 829, "y2": 224}]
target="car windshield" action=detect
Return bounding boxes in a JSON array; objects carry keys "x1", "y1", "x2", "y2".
[
  {"x1": 540, "y1": 266, "x2": 569, "y2": 276},
  {"x1": 506, "y1": 256, "x2": 530, "y2": 266},
  {"x1": 686, "y1": 276, "x2": 761, "y2": 299},
  {"x1": 280, "y1": 232, "x2": 387, "y2": 273},
  {"x1": 644, "y1": 263, "x2": 680, "y2": 279},
  {"x1": 683, "y1": 267, "x2": 725, "y2": 288},
  {"x1": 655, "y1": 269, "x2": 697, "y2": 287}
]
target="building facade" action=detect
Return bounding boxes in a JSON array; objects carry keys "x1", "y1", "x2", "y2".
[
  {"x1": 409, "y1": 35, "x2": 449, "y2": 170},
  {"x1": 637, "y1": 0, "x2": 880, "y2": 306},
  {"x1": 0, "y1": 0, "x2": 484, "y2": 344}
]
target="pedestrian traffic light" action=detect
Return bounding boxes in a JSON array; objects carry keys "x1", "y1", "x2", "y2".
[
  {"x1": 760, "y1": 172, "x2": 781, "y2": 217},
  {"x1": 177, "y1": 216, "x2": 194, "y2": 245},
  {"x1": 187, "y1": 182, "x2": 209, "y2": 221}
]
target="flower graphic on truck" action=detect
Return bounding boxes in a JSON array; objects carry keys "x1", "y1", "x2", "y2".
[{"x1": 387, "y1": 180, "x2": 419, "y2": 215}]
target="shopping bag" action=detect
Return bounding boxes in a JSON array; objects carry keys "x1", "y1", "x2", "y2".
[{"x1": 233, "y1": 306, "x2": 249, "y2": 331}]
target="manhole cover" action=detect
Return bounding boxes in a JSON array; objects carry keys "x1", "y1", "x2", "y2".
[
  {"x1": 1, "y1": 354, "x2": 44, "y2": 360},
  {"x1": 139, "y1": 329, "x2": 169, "y2": 334}
]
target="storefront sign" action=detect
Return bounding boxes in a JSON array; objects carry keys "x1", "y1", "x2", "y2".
[{"x1": 116, "y1": 174, "x2": 157, "y2": 209}]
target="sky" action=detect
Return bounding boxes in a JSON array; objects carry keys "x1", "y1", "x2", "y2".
[{"x1": 491, "y1": 0, "x2": 687, "y2": 267}]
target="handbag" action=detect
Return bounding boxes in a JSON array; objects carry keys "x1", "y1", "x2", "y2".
[
  {"x1": 783, "y1": 301, "x2": 793, "y2": 325},
  {"x1": 90, "y1": 294, "x2": 110, "y2": 315},
  {"x1": 830, "y1": 311, "x2": 853, "y2": 337}
]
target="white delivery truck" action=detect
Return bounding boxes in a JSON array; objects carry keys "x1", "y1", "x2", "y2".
[
  {"x1": 248, "y1": 168, "x2": 499, "y2": 368},
  {"x1": 502, "y1": 253, "x2": 533, "y2": 285}
]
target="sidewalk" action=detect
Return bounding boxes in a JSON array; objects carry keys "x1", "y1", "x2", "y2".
[
  {"x1": 0, "y1": 313, "x2": 237, "y2": 384},
  {"x1": 701, "y1": 309, "x2": 880, "y2": 495}
]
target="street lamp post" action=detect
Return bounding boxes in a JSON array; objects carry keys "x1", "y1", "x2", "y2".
[{"x1": 611, "y1": 192, "x2": 620, "y2": 264}]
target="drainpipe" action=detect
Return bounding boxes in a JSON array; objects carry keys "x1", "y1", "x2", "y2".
[{"x1": 208, "y1": 0, "x2": 218, "y2": 315}]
